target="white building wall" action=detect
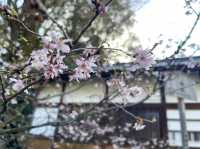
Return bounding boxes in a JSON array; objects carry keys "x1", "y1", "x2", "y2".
[
  {"x1": 37, "y1": 84, "x2": 62, "y2": 105},
  {"x1": 165, "y1": 73, "x2": 200, "y2": 103},
  {"x1": 35, "y1": 72, "x2": 200, "y2": 104},
  {"x1": 167, "y1": 110, "x2": 200, "y2": 148},
  {"x1": 32, "y1": 74, "x2": 200, "y2": 148},
  {"x1": 63, "y1": 80, "x2": 105, "y2": 103}
]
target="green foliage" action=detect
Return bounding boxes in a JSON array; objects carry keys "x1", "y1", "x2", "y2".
[{"x1": 0, "y1": 0, "x2": 135, "y2": 54}]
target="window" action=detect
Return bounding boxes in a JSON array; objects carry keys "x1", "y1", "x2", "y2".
[
  {"x1": 169, "y1": 131, "x2": 200, "y2": 145},
  {"x1": 169, "y1": 131, "x2": 175, "y2": 140},
  {"x1": 189, "y1": 132, "x2": 194, "y2": 141},
  {"x1": 194, "y1": 132, "x2": 200, "y2": 141},
  {"x1": 30, "y1": 107, "x2": 58, "y2": 137},
  {"x1": 168, "y1": 131, "x2": 182, "y2": 146},
  {"x1": 189, "y1": 132, "x2": 200, "y2": 142}
]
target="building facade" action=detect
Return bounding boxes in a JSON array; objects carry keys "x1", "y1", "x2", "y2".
[{"x1": 29, "y1": 57, "x2": 200, "y2": 148}]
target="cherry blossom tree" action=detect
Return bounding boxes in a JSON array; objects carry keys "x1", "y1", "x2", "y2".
[{"x1": 0, "y1": 0, "x2": 199, "y2": 148}]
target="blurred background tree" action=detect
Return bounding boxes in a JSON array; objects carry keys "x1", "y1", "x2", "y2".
[{"x1": 0, "y1": 0, "x2": 139, "y2": 58}]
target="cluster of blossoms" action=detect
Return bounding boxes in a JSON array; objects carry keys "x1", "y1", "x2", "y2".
[
  {"x1": 70, "y1": 56, "x2": 98, "y2": 81},
  {"x1": 8, "y1": 32, "x2": 99, "y2": 92},
  {"x1": 6, "y1": 30, "x2": 155, "y2": 93},
  {"x1": 51, "y1": 104, "x2": 168, "y2": 149},
  {"x1": 28, "y1": 31, "x2": 70, "y2": 80},
  {"x1": 131, "y1": 48, "x2": 155, "y2": 71},
  {"x1": 107, "y1": 78, "x2": 144, "y2": 104},
  {"x1": 26, "y1": 31, "x2": 99, "y2": 81}
]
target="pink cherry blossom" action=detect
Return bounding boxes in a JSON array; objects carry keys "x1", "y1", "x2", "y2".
[
  {"x1": 44, "y1": 31, "x2": 60, "y2": 44},
  {"x1": 56, "y1": 39, "x2": 70, "y2": 53},
  {"x1": 42, "y1": 31, "x2": 70, "y2": 53},
  {"x1": 29, "y1": 34, "x2": 69, "y2": 80},
  {"x1": 9, "y1": 78, "x2": 25, "y2": 92},
  {"x1": 98, "y1": 4, "x2": 107, "y2": 16},
  {"x1": 44, "y1": 64, "x2": 60, "y2": 79},
  {"x1": 134, "y1": 48, "x2": 154, "y2": 70},
  {"x1": 42, "y1": 35, "x2": 57, "y2": 49},
  {"x1": 30, "y1": 48, "x2": 49, "y2": 70},
  {"x1": 70, "y1": 57, "x2": 97, "y2": 81},
  {"x1": 43, "y1": 56, "x2": 68, "y2": 79},
  {"x1": 29, "y1": 50, "x2": 68, "y2": 80}
]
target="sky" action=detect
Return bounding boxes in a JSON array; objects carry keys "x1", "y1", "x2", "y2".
[
  {"x1": 1, "y1": 0, "x2": 200, "y2": 60},
  {"x1": 133, "y1": 0, "x2": 200, "y2": 59}
]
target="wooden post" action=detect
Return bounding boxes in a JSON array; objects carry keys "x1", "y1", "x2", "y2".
[
  {"x1": 159, "y1": 74, "x2": 168, "y2": 139},
  {"x1": 178, "y1": 97, "x2": 189, "y2": 149}
]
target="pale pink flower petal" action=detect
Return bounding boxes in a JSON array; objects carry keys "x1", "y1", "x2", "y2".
[
  {"x1": 70, "y1": 57, "x2": 97, "y2": 81},
  {"x1": 59, "y1": 43, "x2": 70, "y2": 53},
  {"x1": 134, "y1": 48, "x2": 155, "y2": 70},
  {"x1": 10, "y1": 78, "x2": 25, "y2": 92}
]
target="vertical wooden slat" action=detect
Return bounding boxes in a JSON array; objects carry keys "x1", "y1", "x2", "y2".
[{"x1": 159, "y1": 74, "x2": 168, "y2": 139}]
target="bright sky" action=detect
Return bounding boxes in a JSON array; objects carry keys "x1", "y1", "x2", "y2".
[
  {"x1": 134, "y1": 0, "x2": 200, "y2": 59},
  {"x1": 1, "y1": 0, "x2": 200, "y2": 60}
]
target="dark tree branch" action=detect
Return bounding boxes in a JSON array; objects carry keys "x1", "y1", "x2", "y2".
[
  {"x1": 6, "y1": 78, "x2": 43, "y2": 101},
  {"x1": 9, "y1": 16, "x2": 41, "y2": 37},
  {"x1": 73, "y1": 14, "x2": 98, "y2": 45},
  {"x1": 0, "y1": 75, "x2": 6, "y2": 102},
  {"x1": 35, "y1": 0, "x2": 71, "y2": 41},
  {"x1": 73, "y1": 0, "x2": 113, "y2": 45}
]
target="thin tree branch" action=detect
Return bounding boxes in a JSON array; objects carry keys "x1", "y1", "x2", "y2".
[
  {"x1": 1, "y1": 76, "x2": 199, "y2": 135},
  {"x1": 73, "y1": 0, "x2": 113, "y2": 45},
  {"x1": 9, "y1": 16, "x2": 41, "y2": 37},
  {"x1": 0, "y1": 75, "x2": 6, "y2": 102},
  {"x1": 0, "y1": 91, "x2": 119, "y2": 135},
  {"x1": 185, "y1": 0, "x2": 198, "y2": 16},
  {"x1": 6, "y1": 78, "x2": 43, "y2": 101},
  {"x1": 72, "y1": 47, "x2": 132, "y2": 56},
  {"x1": 111, "y1": 102, "x2": 155, "y2": 123},
  {"x1": 73, "y1": 14, "x2": 98, "y2": 45},
  {"x1": 35, "y1": 0, "x2": 71, "y2": 41},
  {"x1": 171, "y1": 11, "x2": 200, "y2": 57}
]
